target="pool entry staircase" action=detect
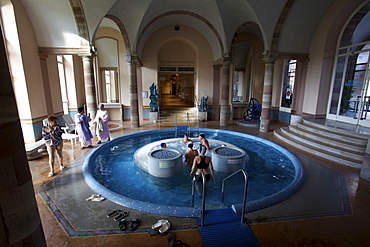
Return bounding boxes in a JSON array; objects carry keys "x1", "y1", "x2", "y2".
[
  {"x1": 194, "y1": 171, "x2": 261, "y2": 247},
  {"x1": 273, "y1": 119, "x2": 369, "y2": 170}
]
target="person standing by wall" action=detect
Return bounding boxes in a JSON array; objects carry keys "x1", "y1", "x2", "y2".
[
  {"x1": 93, "y1": 104, "x2": 111, "y2": 144},
  {"x1": 42, "y1": 115, "x2": 64, "y2": 177},
  {"x1": 75, "y1": 107, "x2": 93, "y2": 150}
]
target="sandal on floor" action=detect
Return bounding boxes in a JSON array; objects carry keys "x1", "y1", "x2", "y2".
[
  {"x1": 107, "y1": 209, "x2": 119, "y2": 218},
  {"x1": 159, "y1": 220, "x2": 171, "y2": 234},
  {"x1": 129, "y1": 219, "x2": 140, "y2": 231},
  {"x1": 173, "y1": 240, "x2": 188, "y2": 247},
  {"x1": 60, "y1": 165, "x2": 65, "y2": 171},
  {"x1": 113, "y1": 210, "x2": 129, "y2": 221},
  {"x1": 48, "y1": 172, "x2": 55, "y2": 177},
  {"x1": 119, "y1": 218, "x2": 126, "y2": 231},
  {"x1": 152, "y1": 219, "x2": 167, "y2": 229},
  {"x1": 167, "y1": 232, "x2": 176, "y2": 247}
]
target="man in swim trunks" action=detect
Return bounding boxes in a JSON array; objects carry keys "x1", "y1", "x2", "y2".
[
  {"x1": 180, "y1": 134, "x2": 192, "y2": 143},
  {"x1": 190, "y1": 153, "x2": 215, "y2": 182},
  {"x1": 184, "y1": 143, "x2": 198, "y2": 166},
  {"x1": 198, "y1": 133, "x2": 210, "y2": 155}
]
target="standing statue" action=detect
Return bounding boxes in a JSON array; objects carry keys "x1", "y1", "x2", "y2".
[
  {"x1": 149, "y1": 83, "x2": 159, "y2": 112},
  {"x1": 199, "y1": 96, "x2": 208, "y2": 112}
]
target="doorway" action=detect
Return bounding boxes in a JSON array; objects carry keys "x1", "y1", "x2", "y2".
[
  {"x1": 158, "y1": 73, "x2": 195, "y2": 108},
  {"x1": 328, "y1": 43, "x2": 370, "y2": 127}
]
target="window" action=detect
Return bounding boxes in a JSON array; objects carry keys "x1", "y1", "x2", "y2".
[
  {"x1": 57, "y1": 55, "x2": 69, "y2": 114},
  {"x1": 101, "y1": 69, "x2": 118, "y2": 103},
  {"x1": 281, "y1": 60, "x2": 296, "y2": 108}
]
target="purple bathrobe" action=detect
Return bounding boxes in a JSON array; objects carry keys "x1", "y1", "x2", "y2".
[{"x1": 75, "y1": 113, "x2": 93, "y2": 147}]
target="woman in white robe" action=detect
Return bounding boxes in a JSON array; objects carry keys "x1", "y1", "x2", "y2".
[{"x1": 93, "y1": 104, "x2": 111, "y2": 144}]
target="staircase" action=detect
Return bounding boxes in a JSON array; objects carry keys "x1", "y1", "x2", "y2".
[
  {"x1": 198, "y1": 208, "x2": 260, "y2": 247},
  {"x1": 273, "y1": 119, "x2": 369, "y2": 170},
  {"x1": 157, "y1": 107, "x2": 199, "y2": 124}
]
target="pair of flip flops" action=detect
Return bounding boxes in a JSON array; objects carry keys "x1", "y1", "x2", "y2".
[
  {"x1": 148, "y1": 219, "x2": 171, "y2": 236},
  {"x1": 86, "y1": 194, "x2": 105, "y2": 201},
  {"x1": 107, "y1": 209, "x2": 129, "y2": 221},
  {"x1": 119, "y1": 218, "x2": 140, "y2": 231}
]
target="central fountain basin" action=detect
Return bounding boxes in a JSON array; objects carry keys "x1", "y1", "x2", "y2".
[{"x1": 148, "y1": 148, "x2": 183, "y2": 177}]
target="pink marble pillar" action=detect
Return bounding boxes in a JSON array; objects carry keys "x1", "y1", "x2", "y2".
[
  {"x1": 0, "y1": 27, "x2": 46, "y2": 246},
  {"x1": 212, "y1": 64, "x2": 221, "y2": 121},
  {"x1": 128, "y1": 56, "x2": 139, "y2": 128},
  {"x1": 220, "y1": 58, "x2": 231, "y2": 126},
  {"x1": 260, "y1": 59, "x2": 275, "y2": 132},
  {"x1": 81, "y1": 54, "x2": 97, "y2": 120}
]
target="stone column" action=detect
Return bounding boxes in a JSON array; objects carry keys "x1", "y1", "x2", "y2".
[
  {"x1": 127, "y1": 56, "x2": 139, "y2": 128},
  {"x1": 360, "y1": 137, "x2": 370, "y2": 181},
  {"x1": 0, "y1": 26, "x2": 46, "y2": 247},
  {"x1": 39, "y1": 53, "x2": 53, "y2": 115},
  {"x1": 212, "y1": 64, "x2": 221, "y2": 121},
  {"x1": 220, "y1": 58, "x2": 232, "y2": 126},
  {"x1": 260, "y1": 58, "x2": 275, "y2": 132},
  {"x1": 81, "y1": 53, "x2": 97, "y2": 120}
]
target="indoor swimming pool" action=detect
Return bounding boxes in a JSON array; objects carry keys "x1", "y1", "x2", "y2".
[{"x1": 83, "y1": 128, "x2": 304, "y2": 217}]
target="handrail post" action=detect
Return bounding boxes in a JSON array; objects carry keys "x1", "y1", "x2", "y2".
[
  {"x1": 221, "y1": 169, "x2": 248, "y2": 223},
  {"x1": 200, "y1": 172, "x2": 206, "y2": 226},
  {"x1": 191, "y1": 177, "x2": 195, "y2": 207}
]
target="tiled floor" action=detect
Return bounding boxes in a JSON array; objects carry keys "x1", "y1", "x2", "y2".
[{"x1": 29, "y1": 119, "x2": 370, "y2": 247}]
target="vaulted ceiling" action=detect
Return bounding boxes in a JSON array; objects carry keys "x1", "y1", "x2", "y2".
[{"x1": 21, "y1": 0, "x2": 344, "y2": 61}]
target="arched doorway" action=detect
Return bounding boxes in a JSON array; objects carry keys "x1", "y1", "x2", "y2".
[
  {"x1": 158, "y1": 72, "x2": 195, "y2": 108},
  {"x1": 328, "y1": 4, "x2": 370, "y2": 127}
]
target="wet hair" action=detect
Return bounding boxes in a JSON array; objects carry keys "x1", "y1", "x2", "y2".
[
  {"x1": 160, "y1": 143, "x2": 166, "y2": 148},
  {"x1": 188, "y1": 143, "x2": 193, "y2": 149},
  {"x1": 199, "y1": 133, "x2": 205, "y2": 138},
  {"x1": 77, "y1": 107, "x2": 84, "y2": 113}
]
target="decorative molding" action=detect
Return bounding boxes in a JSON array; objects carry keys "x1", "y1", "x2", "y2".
[{"x1": 38, "y1": 47, "x2": 90, "y2": 55}]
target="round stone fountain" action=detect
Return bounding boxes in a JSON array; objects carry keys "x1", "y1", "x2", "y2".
[
  {"x1": 147, "y1": 148, "x2": 183, "y2": 177},
  {"x1": 211, "y1": 146, "x2": 248, "y2": 173}
]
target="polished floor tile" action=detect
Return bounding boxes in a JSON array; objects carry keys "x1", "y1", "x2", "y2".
[{"x1": 29, "y1": 119, "x2": 370, "y2": 246}]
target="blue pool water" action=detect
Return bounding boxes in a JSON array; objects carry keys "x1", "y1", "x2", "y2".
[{"x1": 83, "y1": 128, "x2": 304, "y2": 217}]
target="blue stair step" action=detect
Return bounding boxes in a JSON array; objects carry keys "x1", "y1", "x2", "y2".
[{"x1": 198, "y1": 208, "x2": 260, "y2": 247}]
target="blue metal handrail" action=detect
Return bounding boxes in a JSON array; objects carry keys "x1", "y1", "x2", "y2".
[{"x1": 221, "y1": 169, "x2": 248, "y2": 223}]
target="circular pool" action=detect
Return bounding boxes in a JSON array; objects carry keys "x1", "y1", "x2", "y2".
[{"x1": 82, "y1": 128, "x2": 304, "y2": 217}]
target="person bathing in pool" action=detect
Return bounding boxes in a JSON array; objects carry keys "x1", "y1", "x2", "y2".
[
  {"x1": 190, "y1": 153, "x2": 215, "y2": 182},
  {"x1": 198, "y1": 133, "x2": 210, "y2": 155}
]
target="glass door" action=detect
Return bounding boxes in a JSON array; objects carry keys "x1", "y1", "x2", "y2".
[{"x1": 328, "y1": 42, "x2": 370, "y2": 127}]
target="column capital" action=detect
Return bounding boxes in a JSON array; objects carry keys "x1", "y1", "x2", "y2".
[
  {"x1": 78, "y1": 46, "x2": 97, "y2": 58},
  {"x1": 222, "y1": 56, "x2": 233, "y2": 66},
  {"x1": 38, "y1": 53, "x2": 49, "y2": 61},
  {"x1": 262, "y1": 50, "x2": 278, "y2": 63}
]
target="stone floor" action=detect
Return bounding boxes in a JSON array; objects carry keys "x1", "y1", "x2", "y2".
[{"x1": 28, "y1": 119, "x2": 370, "y2": 247}]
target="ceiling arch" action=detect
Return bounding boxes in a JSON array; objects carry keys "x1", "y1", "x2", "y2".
[{"x1": 135, "y1": 11, "x2": 224, "y2": 61}]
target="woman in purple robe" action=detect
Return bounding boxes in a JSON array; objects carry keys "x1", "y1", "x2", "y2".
[{"x1": 75, "y1": 107, "x2": 93, "y2": 149}]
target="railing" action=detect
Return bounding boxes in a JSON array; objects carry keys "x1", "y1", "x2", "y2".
[
  {"x1": 174, "y1": 113, "x2": 191, "y2": 137},
  {"x1": 221, "y1": 169, "x2": 248, "y2": 223},
  {"x1": 191, "y1": 172, "x2": 207, "y2": 226}
]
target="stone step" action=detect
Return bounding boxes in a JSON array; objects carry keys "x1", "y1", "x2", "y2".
[
  {"x1": 280, "y1": 127, "x2": 364, "y2": 162},
  {"x1": 274, "y1": 128, "x2": 363, "y2": 170},
  {"x1": 303, "y1": 119, "x2": 369, "y2": 142},
  {"x1": 288, "y1": 126, "x2": 366, "y2": 154},
  {"x1": 297, "y1": 120, "x2": 368, "y2": 147}
]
